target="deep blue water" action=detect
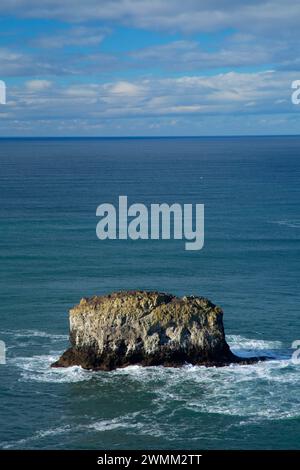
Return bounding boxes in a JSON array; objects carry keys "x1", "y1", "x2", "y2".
[{"x1": 0, "y1": 136, "x2": 299, "y2": 449}]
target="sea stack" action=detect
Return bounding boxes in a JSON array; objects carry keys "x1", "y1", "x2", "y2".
[{"x1": 52, "y1": 291, "x2": 262, "y2": 370}]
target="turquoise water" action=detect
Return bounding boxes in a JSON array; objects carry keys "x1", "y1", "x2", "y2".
[{"x1": 0, "y1": 136, "x2": 299, "y2": 449}]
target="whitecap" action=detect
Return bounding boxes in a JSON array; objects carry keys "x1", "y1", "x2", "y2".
[
  {"x1": 269, "y1": 219, "x2": 300, "y2": 228},
  {"x1": 227, "y1": 334, "x2": 282, "y2": 351},
  {"x1": 1, "y1": 425, "x2": 74, "y2": 449},
  {"x1": 89, "y1": 412, "x2": 142, "y2": 432},
  {"x1": 227, "y1": 334, "x2": 285, "y2": 359},
  {"x1": 2, "y1": 329, "x2": 68, "y2": 341},
  {"x1": 155, "y1": 359, "x2": 300, "y2": 423},
  {"x1": 9, "y1": 354, "x2": 93, "y2": 383},
  {"x1": 7, "y1": 333, "x2": 300, "y2": 426}
]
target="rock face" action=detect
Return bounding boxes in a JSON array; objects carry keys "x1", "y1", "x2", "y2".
[{"x1": 52, "y1": 291, "x2": 262, "y2": 371}]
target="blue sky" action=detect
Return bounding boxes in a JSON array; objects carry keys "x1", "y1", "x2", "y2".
[{"x1": 0, "y1": 0, "x2": 300, "y2": 136}]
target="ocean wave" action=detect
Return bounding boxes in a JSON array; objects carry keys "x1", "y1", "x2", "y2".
[
  {"x1": 101, "y1": 360, "x2": 300, "y2": 433},
  {"x1": 9, "y1": 333, "x2": 290, "y2": 385},
  {"x1": 269, "y1": 219, "x2": 300, "y2": 228},
  {"x1": 10, "y1": 354, "x2": 93, "y2": 383},
  {"x1": 1, "y1": 329, "x2": 68, "y2": 341},
  {"x1": 227, "y1": 334, "x2": 282, "y2": 351},
  {"x1": 183, "y1": 359, "x2": 300, "y2": 421},
  {"x1": 1, "y1": 329, "x2": 68, "y2": 353},
  {"x1": 7, "y1": 333, "x2": 300, "y2": 427},
  {"x1": 89, "y1": 412, "x2": 142, "y2": 433},
  {"x1": 109, "y1": 356, "x2": 300, "y2": 423},
  {"x1": 227, "y1": 334, "x2": 285, "y2": 359},
  {"x1": 0, "y1": 412, "x2": 160, "y2": 449},
  {"x1": 0, "y1": 425, "x2": 74, "y2": 449}
]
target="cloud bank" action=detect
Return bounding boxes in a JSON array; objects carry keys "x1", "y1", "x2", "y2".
[{"x1": 0, "y1": 1, "x2": 299, "y2": 135}]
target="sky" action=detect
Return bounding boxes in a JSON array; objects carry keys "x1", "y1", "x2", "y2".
[{"x1": 0, "y1": 0, "x2": 300, "y2": 136}]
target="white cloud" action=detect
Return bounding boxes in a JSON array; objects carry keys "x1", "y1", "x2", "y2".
[
  {"x1": 109, "y1": 81, "x2": 144, "y2": 96},
  {"x1": 3, "y1": 70, "x2": 296, "y2": 126},
  {"x1": 0, "y1": 1, "x2": 299, "y2": 36},
  {"x1": 33, "y1": 26, "x2": 108, "y2": 48},
  {"x1": 25, "y1": 79, "x2": 52, "y2": 91},
  {"x1": 129, "y1": 39, "x2": 273, "y2": 72},
  {"x1": 0, "y1": 47, "x2": 72, "y2": 77},
  {"x1": 65, "y1": 84, "x2": 99, "y2": 98}
]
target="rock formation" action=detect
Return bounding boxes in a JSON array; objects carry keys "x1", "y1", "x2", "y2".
[{"x1": 52, "y1": 291, "x2": 263, "y2": 371}]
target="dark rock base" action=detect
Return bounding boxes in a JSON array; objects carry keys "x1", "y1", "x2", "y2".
[{"x1": 51, "y1": 346, "x2": 265, "y2": 371}]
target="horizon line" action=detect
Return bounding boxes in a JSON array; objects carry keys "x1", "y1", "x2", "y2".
[{"x1": 0, "y1": 134, "x2": 300, "y2": 140}]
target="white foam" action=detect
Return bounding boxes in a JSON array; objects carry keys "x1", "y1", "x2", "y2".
[
  {"x1": 172, "y1": 360, "x2": 300, "y2": 421},
  {"x1": 1, "y1": 425, "x2": 74, "y2": 449},
  {"x1": 109, "y1": 356, "x2": 300, "y2": 423},
  {"x1": 89, "y1": 413, "x2": 142, "y2": 432},
  {"x1": 2, "y1": 329, "x2": 68, "y2": 341},
  {"x1": 270, "y1": 219, "x2": 300, "y2": 228},
  {"x1": 10, "y1": 354, "x2": 93, "y2": 383},
  {"x1": 227, "y1": 334, "x2": 282, "y2": 351},
  {"x1": 1, "y1": 413, "x2": 161, "y2": 449},
  {"x1": 227, "y1": 334, "x2": 287, "y2": 361},
  {"x1": 7, "y1": 333, "x2": 300, "y2": 426}
]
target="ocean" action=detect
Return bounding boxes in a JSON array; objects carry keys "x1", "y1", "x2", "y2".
[{"x1": 0, "y1": 136, "x2": 299, "y2": 449}]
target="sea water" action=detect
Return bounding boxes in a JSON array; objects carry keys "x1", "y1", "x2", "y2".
[{"x1": 0, "y1": 136, "x2": 299, "y2": 449}]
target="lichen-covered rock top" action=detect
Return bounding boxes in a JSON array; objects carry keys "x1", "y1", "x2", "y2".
[
  {"x1": 71, "y1": 291, "x2": 176, "y2": 319},
  {"x1": 71, "y1": 290, "x2": 221, "y2": 322},
  {"x1": 52, "y1": 291, "x2": 263, "y2": 370}
]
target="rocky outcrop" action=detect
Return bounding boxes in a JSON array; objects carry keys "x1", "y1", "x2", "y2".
[{"x1": 52, "y1": 291, "x2": 263, "y2": 371}]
